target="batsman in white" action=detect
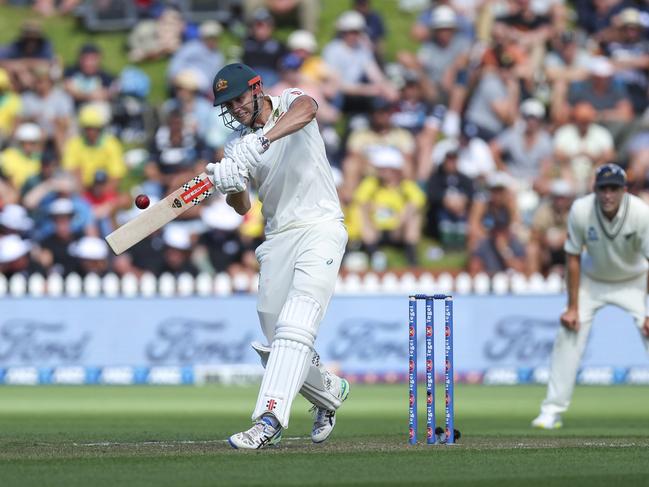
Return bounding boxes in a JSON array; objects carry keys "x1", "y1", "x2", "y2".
[
  {"x1": 206, "y1": 63, "x2": 350, "y2": 449},
  {"x1": 532, "y1": 164, "x2": 649, "y2": 429}
]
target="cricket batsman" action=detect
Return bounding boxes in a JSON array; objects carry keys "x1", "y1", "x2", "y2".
[
  {"x1": 206, "y1": 63, "x2": 350, "y2": 449},
  {"x1": 532, "y1": 164, "x2": 649, "y2": 429}
]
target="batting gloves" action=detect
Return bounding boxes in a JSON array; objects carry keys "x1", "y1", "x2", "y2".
[
  {"x1": 206, "y1": 157, "x2": 248, "y2": 194},
  {"x1": 232, "y1": 134, "x2": 270, "y2": 173}
]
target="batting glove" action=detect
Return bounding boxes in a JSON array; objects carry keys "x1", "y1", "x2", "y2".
[
  {"x1": 232, "y1": 134, "x2": 270, "y2": 173},
  {"x1": 206, "y1": 157, "x2": 248, "y2": 194}
]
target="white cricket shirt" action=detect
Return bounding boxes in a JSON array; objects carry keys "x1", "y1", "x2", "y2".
[
  {"x1": 225, "y1": 88, "x2": 343, "y2": 236},
  {"x1": 564, "y1": 192, "x2": 649, "y2": 282}
]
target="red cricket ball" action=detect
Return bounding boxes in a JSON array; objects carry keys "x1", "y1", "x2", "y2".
[{"x1": 135, "y1": 194, "x2": 150, "y2": 209}]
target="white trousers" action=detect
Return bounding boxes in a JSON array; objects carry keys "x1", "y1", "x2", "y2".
[
  {"x1": 541, "y1": 272, "x2": 649, "y2": 415},
  {"x1": 256, "y1": 220, "x2": 348, "y2": 339},
  {"x1": 251, "y1": 220, "x2": 347, "y2": 426}
]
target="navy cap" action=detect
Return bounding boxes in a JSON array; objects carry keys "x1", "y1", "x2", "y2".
[
  {"x1": 595, "y1": 163, "x2": 626, "y2": 188},
  {"x1": 80, "y1": 43, "x2": 101, "y2": 55},
  {"x1": 279, "y1": 53, "x2": 303, "y2": 71},
  {"x1": 371, "y1": 97, "x2": 393, "y2": 112}
]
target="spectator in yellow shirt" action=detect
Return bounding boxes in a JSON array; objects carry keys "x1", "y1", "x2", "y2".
[
  {"x1": 0, "y1": 68, "x2": 22, "y2": 146},
  {"x1": 62, "y1": 105, "x2": 125, "y2": 189},
  {"x1": 0, "y1": 123, "x2": 43, "y2": 191},
  {"x1": 354, "y1": 146, "x2": 425, "y2": 267}
]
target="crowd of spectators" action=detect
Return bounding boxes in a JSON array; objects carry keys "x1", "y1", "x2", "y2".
[{"x1": 2, "y1": 0, "x2": 649, "y2": 281}]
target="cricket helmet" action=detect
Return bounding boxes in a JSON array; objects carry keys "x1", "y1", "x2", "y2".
[
  {"x1": 212, "y1": 63, "x2": 263, "y2": 130},
  {"x1": 212, "y1": 63, "x2": 261, "y2": 107}
]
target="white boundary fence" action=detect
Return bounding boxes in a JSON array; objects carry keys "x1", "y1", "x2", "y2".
[{"x1": 0, "y1": 271, "x2": 565, "y2": 297}]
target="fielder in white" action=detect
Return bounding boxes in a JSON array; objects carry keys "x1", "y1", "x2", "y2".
[
  {"x1": 206, "y1": 63, "x2": 349, "y2": 449},
  {"x1": 532, "y1": 164, "x2": 649, "y2": 429}
]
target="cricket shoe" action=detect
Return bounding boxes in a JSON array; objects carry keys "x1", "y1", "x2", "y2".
[
  {"x1": 228, "y1": 417, "x2": 283, "y2": 449},
  {"x1": 311, "y1": 375, "x2": 350, "y2": 444},
  {"x1": 531, "y1": 412, "x2": 563, "y2": 430}
]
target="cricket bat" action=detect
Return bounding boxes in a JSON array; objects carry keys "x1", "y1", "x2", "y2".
[{"x1": 105, "y1": 172, "x2": 214, "y2": 255}]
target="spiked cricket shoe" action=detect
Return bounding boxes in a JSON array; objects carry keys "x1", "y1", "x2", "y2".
[
  {"x1": 228, "y1": 418, "x2": 282, "y2": 449},
  {"x1": 311, "y1": 376, "x2": 350, "y2": 443}
]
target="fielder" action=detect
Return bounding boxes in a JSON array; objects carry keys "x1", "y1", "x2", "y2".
[
  {"x1": 532, "y1": 164, "x2": 649, "y2": 429},
  {"x1": 206, "y1": 63, "x2": 349, "y2": 449}
]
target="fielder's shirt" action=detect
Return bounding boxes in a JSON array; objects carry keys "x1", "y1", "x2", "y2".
[
  {"x1": 225, "y1": 88, "x2": 343, "y2": 235},
  {"x1": 565, "y1": 192, "x2": 649, "y2": 282}
]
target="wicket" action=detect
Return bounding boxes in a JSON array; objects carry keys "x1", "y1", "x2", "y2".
[{"x1": 408, "y1": 293, "x2": 455, "y2": 445}]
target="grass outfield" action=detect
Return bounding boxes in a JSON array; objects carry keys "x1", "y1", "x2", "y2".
[{"x1": 1, "y1": 385, "x2": 649, "y2": 486}]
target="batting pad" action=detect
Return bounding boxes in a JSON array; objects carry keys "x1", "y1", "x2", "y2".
[
  {"x1": 252, "y1": 338, "x2": 311, "y2": 428},
  {"x1": 252, "y1": 342, "x2": 343, "y2": 411},
  {"x1": 275, "y1": 295, "x2": 322, "y2": 346}
]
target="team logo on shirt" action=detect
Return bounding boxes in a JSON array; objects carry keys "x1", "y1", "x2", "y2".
[
  {"x1": 587, "y1": 226, "x2": 599, "y2": 241},
  {"x1": 214, "y1": 78, "x2": 228, "y2": 92}
]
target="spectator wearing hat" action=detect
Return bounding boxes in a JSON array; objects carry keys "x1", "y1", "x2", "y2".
[
  {"x1": 467, "y1": 197, "x2": 526, "y2": 276},
  {"x1": 410, "y1": 0, "x2": 476, "y2": 42},
  {"x1": 353, "y1": 146, "x2": 425, "y2": 267},
  {"x1": 63, "y1": 43, "x2": 115, "y2": 109},
  {"x1": 490, "y1": 99, "x2": 553, "y2": 191},
  {"x1": 341, "y1": 96, "x2": 416, "y2": 203},
  {"x1": 242, "y1": 8, "x2": 287, "y2": 88},
  {"x1": 167, "y1": 21, "x2": 225, "y2": 97},
  {"x1": 429, "y1": 121, "x2": 496, "y2": 183},
  {"x1": 23, "y1": 171, "x2": 95, "y2": 242},
  {"x1": 109, "y1": 66, "x2": 157, "y2": 146},
  {"x1": 544, "y1": 31, "x2": 592, "y2": 85},
  {"x1": 69, "y1": 236, "x2": 110, "y2": 277},
  {"x1": 605, "y1": 8, "x2": 649, "y2": 115},
  {"x1": 389, "y1": 73, "x2": 441, "y2": 179},
  {"x1": 20, "y1": 150, "x2": 59, "y2": 198},
  {"x1": 36, "y1": 197, "x2": 81, "y2": 275},
  {"x1": 62, "y1": 105, "x2": 126, "y2": 190},
  {"x1": 243, "y1": 0, "x2": 320, "y2": 34},
  {"x1": 467, "y1": 171, "x2": 521, "y2": 252},
  {"x1": 352, "y1": 0, "x2": 386, "y2": 57},
  {"x1": 0, "y1": 234, "x2": 42, "y2": 278},
  {"x1": 0, "y1": 68, "x2": 22, "y2": 146},
  {"x1": 0, "y1": 20, "x2": 54, "y2": 62},
  {"x1": 400, "y1": 6, "x2": 471, "y2": 103},
  {"x1": 270, "y1": 54, "x2": 340, "y2": 125},
  {"x1": 269, "y1": 53, "x2": 341, "y2": 164},
  {"x1": 161, "y1": 69, "x2": 211, "y2": 141},
  {"x1": 553, "y1": 101, "x2": 615, "y2": 195},
  {"x1": 0, "y1": 204, "x2": 34, "y2": 238},
  {"x1": 21, "y1": 65, "x2": 75, "y2": 155},
  {"x1": 0, "y1": 123, "x2": 43, "y2": 191},
  {"x1": 575, "y1": 0, "x2": 629, "y2": 37},
  {"x1": 566, "y1": 56, "x2": 634, "y2": 128},
  {"x1": 464, "y1": 35, "x2": 526, "y2": 141},
  {"x1": 494, "y1": 0, "x2": 553, "y2": 56},
  {"x1": 155, "y1": 226, "x2": 199, "y2": 277},
  {"x1": 0, "y1": 20, "x2": 54, "y2": 92},
  {"x1": 147, "y1": 109, "x2": 207, "y2": 197},
  {"x1": 526, "y1": 179, "x2": 574, "y2": 275},
  {"x1": 82, "y1": 170, "x2": 120, "y2": 237},
  {"x1": 425, "y1": 143, "x2": 475, "y2": 248},
  {"x1": 286, "y1": 30, "x2": 340, "y2": 101},
  {"x1": 322, "y1": 10, "x2": 398, "y2": 115}
]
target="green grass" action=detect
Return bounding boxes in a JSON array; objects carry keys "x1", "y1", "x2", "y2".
[{"x1": 2, "y1": 385, "x2": 649, "y2": 486}]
